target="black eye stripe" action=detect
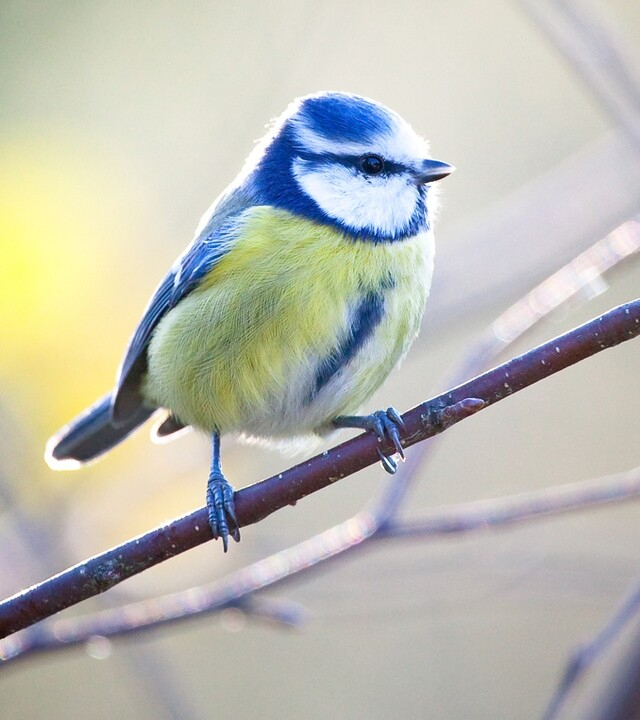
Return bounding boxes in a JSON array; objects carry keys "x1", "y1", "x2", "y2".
[{"x1": 295, "y1": 151, "x2": 406, "y2": 175}]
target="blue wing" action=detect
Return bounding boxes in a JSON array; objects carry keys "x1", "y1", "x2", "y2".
[{"x1": 111, "y1": 189, "x2": 250, "y2": 424}]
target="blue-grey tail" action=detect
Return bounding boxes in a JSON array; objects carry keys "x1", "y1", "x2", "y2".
[{"x1": 45, "y1": 393, "x2": 155, "y2": 469}]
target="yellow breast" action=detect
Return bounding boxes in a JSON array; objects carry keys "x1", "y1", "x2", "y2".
[{"x1": 143, "y1": 206, "x2": 434, "y2": 439}]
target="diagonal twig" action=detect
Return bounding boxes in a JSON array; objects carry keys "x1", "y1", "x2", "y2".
[
  {"x1": 1, "y1": 218, "x2": 638, "y2": 662},
  {"x1": 0, "y1": 296, "x2": 638, "y2": 645}
]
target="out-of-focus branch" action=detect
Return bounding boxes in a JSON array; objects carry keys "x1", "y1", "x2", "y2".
[
  {"x1": 439, "y1": 0, "x2": 640, "y2": 323},
  {"x1": 440, "y1": 218, "x2": 640, "y2": 393},
  {"x1": 0, "y1": 406, "x2": 203, "y2": 720},
  {"x1": 382, "y1": 466, "x2": 640, "y2": 538},
  {"x1": 542, "y1": 576, "x2": 640, "y2": 719},
  {"x1": 395, "y1": 219, "x2": 640, "y2": 527},
  {"x1": 518, "y1": 0, "x2": 640, "y2": 147},
  {"x1": 0, "y1": 297, "x2": 638, "y2": 647},
  {"x1": 431, "y1": 141, "x2": 640, "y2": 324}
]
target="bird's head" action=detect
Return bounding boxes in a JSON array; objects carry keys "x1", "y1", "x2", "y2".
[{"x1": 244, "y1": 92, "x2": 454, "y2": 243}]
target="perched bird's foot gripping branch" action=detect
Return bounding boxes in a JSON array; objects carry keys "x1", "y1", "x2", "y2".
[
  {"x1": 333, "y1": 407, "x2": 406, "y2": 474},
  {"x1": 207, "y1": 432, "x2": 240, "y2": 551}
]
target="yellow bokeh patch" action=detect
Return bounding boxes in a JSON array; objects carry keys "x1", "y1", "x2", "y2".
[{"x1": 0, "y1": 132, "x2": 144, "y2": 433}]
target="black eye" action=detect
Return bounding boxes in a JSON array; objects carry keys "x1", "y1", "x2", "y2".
[{"x1": 359, "y1": 154, "x2": 384, "y2": 175}]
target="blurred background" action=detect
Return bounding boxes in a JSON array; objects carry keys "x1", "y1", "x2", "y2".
[{"x1": 1, "y1": 1, "x2": 640, "y2": 718}]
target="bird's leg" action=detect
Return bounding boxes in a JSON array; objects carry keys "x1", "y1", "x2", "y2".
[
  {"x1": 333, "y1": 407, "x2": 406, "y2": 474},
  {"x1": 206, "y1": 431, "x2": 240, "y2": 551}
]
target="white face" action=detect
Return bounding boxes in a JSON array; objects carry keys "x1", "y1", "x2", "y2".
[{"x1": 290, "y1": 116, "x2": 434, "y2": 238}]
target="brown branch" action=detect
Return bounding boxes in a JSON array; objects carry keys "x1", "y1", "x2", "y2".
[
  {"x1": 0, "y1": 297, "x2": 638, "y2": 641},
  {"x1": 397, "y1": 220, "x2": 640, "y2": 504},
  {"x1": 4, "y1": 466, "x2": 640, "y2": 664}
]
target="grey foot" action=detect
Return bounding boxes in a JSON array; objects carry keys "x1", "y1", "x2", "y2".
[
  {"x1": 334, "y1": 406, "x2": 406, "y2": 474},
  {"x1": 206, "y1": 473, "x2": 240, "y2": 552}
]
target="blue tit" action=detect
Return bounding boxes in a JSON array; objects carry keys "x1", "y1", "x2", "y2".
[{"x1": 45, "y1": 91, "x2": 454, "y2": 550}]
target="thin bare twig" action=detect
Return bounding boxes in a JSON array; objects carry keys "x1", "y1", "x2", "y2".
[
  {"x1": 1, "y1": 216, "x2": 638, "y2": 660},
  {"x1": 0, "y1": 297, "x2": 638, "y2": 649},
  {"x1": 4, "y1": 465, "x2": 640, "y2": 664},
  {"x1": 516, "y1": 5, "x2": 640, "y2": 714},
  {"x1": 405, "y1": 219, "x2": 640, "y2": 487}
]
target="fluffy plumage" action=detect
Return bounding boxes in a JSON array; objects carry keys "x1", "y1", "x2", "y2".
[
  {"x1": 142, "y1": 207, "x2": 433, "y2": 441},
  {"x1": 45, "y1": 91, "x2": 453, "y2": 549}
]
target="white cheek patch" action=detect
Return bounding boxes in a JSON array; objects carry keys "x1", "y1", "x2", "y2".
[{"x1": 293, "y1": 158, "x2": 420, "y2": 237}]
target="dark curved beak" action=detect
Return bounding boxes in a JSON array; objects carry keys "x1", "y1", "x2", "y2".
[{"x1": 416, "y1": 159, "x2": 455, "y2": 184}]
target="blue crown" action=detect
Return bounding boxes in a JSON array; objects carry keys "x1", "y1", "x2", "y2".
[{"x1": 293, "y1": 92, "x2": 395, "y2": 147}]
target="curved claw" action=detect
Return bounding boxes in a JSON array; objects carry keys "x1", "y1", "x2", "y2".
[
  {"x1": 371, "y1": 408, "x2": 405, "y2": 461},
  {"x1": 386, "y1": 406, "x2": 406, "y2": 432},
  {"x1": 333, "y1": 406, "x2": 406, "y2": 473},
  {"x1": 206, "y1": 475, "x2": 240, "y2": 552},
  {"x1": 377, "y1": 447, "x2": 398, "y2": 474}
]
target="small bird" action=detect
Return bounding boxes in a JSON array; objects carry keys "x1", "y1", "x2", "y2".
[{"x1": 45, "y1": 92, "x2": 453, "y2": 550}]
